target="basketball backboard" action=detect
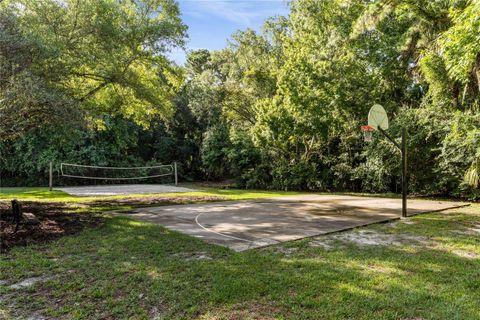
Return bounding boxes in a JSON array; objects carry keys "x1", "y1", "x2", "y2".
[{"x1": 368, "y1": 104, "x2": 389, "y2": 130}]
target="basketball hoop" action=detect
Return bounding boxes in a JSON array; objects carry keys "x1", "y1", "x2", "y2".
[
  {"x1": 363, "y1": 104, "x2": 408, "y2": 218},
  {"x1": 361, "y1": 125, "x2": 374, "y2": 142}
]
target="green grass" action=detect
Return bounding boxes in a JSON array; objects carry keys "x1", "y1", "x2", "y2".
[
  {"x1": 0, "y1": 187, "x2": 70, "y2": 200},
  {"x1": 0, "y1": 186, "x2": 302, "y2": 202},
  {"x1": 1, "y1": 195, "x2": 479, "y2": 319}
]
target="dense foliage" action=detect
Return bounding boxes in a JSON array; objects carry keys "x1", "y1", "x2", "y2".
[{"x1": 1, "y1": 0, "x2": 479, "y2": 199}]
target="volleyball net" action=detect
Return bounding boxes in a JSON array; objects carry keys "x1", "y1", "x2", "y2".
[{"x1": 60, "y1": 162, "x2": 177, "y2": 184}]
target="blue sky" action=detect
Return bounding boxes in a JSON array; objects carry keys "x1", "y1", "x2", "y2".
[{"x1": 169, "y1": 0, "x2": 290, "y2": 64}]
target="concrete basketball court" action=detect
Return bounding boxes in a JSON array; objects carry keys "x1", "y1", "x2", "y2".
[
  {"x1": 56, "y1": 184, "x2": 196, "y2": 196},
  {"x1": 121, "y1": 195, "x2": 464, "y2": 251}
]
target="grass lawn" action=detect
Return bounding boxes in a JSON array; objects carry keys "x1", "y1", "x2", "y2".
[
  {"x1": 0, "y1": 188, "x2": 479, "y2": 319},
  {"x1": 0, "y1": 186, "x2": 302, "y2": 202}
]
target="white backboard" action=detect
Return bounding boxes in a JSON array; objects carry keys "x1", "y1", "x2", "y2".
[{"x1": 368, "y1": 104, "x2": 389, "y2": 130}]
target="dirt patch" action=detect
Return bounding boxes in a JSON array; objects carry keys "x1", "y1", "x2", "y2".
[
  {"x1": 310, "y1": 230, "x2": 432, "y2": 249},
  {"x1": 84, "y1": 195, "x2": 225, "y2": 207},
  {"x1": 270, "y1": 246, "x2": 298, "y2": 257},
  {"x1": 172, "y1": 251, "x2": 213, "y2": 261},
  {"x1": 199, "y1": 302, "x2": 286, "y2": 320},
  {"x1": 8, "y1": 275, "x2": 55, "y2": 290},
  {"x1": 389, "y1": 220, "x2": 418, "y2": 227},
  {"x1": 467, "y1": 225, "x2": 480, "y2": 234},
  {"x1": 451, "y1": 224, "x2": 480, "y2": 236},
  {"x1": 0, "y1": 201, "x2": 104, "y2": 253},
  {"x1": 400, "y1": 220, "x2": 418, "y2": 225},
  {"x1": 452, "y1": 249, "x2": 478, "y2": 259}
]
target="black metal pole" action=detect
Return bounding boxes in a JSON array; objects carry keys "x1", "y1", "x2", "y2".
[
  {"x1": 378, "y1": 127, "x2": 407, "y2": 218},
  {"x1": 378, "y1": 128, "x2": 401, "y2": 150},
  {"x1": 401, "y1": 128, "x2": 407, "y2": 218}
]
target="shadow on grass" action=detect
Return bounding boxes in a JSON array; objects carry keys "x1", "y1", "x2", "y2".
[{"x1": 2, "y1": 214, "x2": 479, "y2": 319}]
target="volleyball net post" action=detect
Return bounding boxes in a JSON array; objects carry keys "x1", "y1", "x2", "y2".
[{"x1": 174, "y1": 161, "x2": 178, "y2": 186}]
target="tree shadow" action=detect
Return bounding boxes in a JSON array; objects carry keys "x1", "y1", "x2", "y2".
[{"x1": 4, "y1": 217, "x2": 472, "y2": 319}]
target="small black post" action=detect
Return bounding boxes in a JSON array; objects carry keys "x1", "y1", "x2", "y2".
[
  {"x1": 49, "y1": 161, "x2": 53, "y2": 191},
  {"x1": 401, "y1": 128, "x2": 407, "y2": 218}
]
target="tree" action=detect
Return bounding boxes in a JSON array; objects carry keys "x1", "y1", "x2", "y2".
[
  {"x1": 0, "y1": 8, "x2": 77, "y2": 141},
  {"x1": 439, "y1": 0, "x2": 480, "y2": 108},
  {"x1": 6, "y1": 0, "x2": 187, "y2": 125}
]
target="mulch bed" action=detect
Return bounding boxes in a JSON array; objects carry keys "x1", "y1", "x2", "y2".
[
  {"x1": 0, "y1": 201, "x2": 105, "y2": 253},
  {"x1": 0, "y1": 195, "x2": 225, "y2": 253}
]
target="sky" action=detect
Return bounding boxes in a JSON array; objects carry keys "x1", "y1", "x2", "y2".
[{"x1": 168, "y1": 0, "x2": 290, "y2": 64}]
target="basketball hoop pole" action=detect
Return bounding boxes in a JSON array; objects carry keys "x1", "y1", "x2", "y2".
[
  {"x1": 401, "y1": 128, "x2": 407, "y2": 218},
  {"x1": 378, "y1": 127, "x2": 407, "y2": 218}
]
